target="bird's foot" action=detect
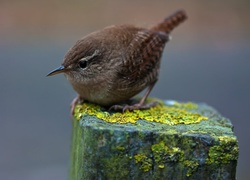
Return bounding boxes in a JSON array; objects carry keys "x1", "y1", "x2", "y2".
[
  {"x1": 70, "y1": 95, "x2": 84, "y2": 116},
  {"x1": 109, "y1": 101, "x2": 158, "y2": 113}
]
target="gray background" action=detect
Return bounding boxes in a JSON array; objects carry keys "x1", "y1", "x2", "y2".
[{"x1": 1, "y1": 0, "x2": 249, "y2": 179}]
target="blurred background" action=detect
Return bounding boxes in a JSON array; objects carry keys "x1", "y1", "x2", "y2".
[{"x1": 0, "y1": 0, "x2": 249, "y2": 179}]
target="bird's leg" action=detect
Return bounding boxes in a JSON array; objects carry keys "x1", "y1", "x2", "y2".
[
  {"x1": 70, "y1": 95, "x2": 84, "y2": 115},
  {"x1": 109, "y1": 81, "x2": 158, "y2": 112}
]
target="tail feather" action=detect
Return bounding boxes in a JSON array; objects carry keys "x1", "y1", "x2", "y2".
[{"x1": 151, "y1": 10, "x2": 187, "y2": 34}]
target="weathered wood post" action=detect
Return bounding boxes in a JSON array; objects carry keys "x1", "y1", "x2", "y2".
[{"x1": 69, "y1": 99, "x2": 239, "y2": 180}]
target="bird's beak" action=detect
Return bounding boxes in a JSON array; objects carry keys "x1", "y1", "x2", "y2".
[{"x1": 47, "y1": 65, "x2": 66, "y2": 76}]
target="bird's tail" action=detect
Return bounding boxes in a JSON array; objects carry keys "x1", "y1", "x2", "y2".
[{"x1": 151, "y1": 10, "x2": 187, "y2": 34}]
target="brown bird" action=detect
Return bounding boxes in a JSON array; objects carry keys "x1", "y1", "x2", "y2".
[{"x1": 47, "y1": 10, "x2": 187, "y2": 115}]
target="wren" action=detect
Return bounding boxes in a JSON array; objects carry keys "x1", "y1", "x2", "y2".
[{"x1": 47, "y1": 10, "x2": 187, "y2": 114}]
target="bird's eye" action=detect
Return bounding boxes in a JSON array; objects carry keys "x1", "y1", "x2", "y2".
[{"x1": 78, "y1": 60, "x2": 88, "y2": 69}]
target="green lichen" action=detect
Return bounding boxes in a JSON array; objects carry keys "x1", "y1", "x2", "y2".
[
  {"x1": 206, "y1": 135, "x2": 239, "y2": 165},
  {"x1": 70, "y1": 100, "x2": 238, "y2": 179},
  {"x1": 74, "y1": 98, "x2": 208, "y2": 125},
  {"x1": 184, "y1": 160, "x2": 199, "y2": 177},
  {"x1": 134, "y1": 141, "x2": 200, "y2": 177},
  {"x1": 134, "y1": 153, "x2": 152, "y2": 172},
  {"x1": 116, "y1": 146, "x2": 125, "y2": 151},
  {"x1": 151, "y1": 141, "x2": 183, "y2": 168},
  {"x1": 102, "y1": 155, "x2": 130, "y2": 178}
]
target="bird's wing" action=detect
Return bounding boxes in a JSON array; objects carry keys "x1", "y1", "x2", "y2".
[{"x1": 118, "y1": 28, "x2": 169, "y2": 88}]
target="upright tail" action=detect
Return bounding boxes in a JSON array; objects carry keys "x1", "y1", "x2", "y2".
[{"x1": 151, "y1": 10, "x2": 188, "y2": 34}]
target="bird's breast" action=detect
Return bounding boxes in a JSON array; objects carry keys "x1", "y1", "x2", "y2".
[{"x1": 70, "y1": 79, "x2": 111, "y2": 105}]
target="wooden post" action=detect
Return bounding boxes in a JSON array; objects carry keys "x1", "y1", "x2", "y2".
[{"x1": 69, "y1": 99, "x2": 238, "y2": 180}]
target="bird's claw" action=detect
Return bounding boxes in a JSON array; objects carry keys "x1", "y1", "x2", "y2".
[
  {"x1": 70, "y1": 96, "x2": 84, "y2": 116},
  {"x1": 109, "y1": 101, "x2": 158, "y2": 113}
]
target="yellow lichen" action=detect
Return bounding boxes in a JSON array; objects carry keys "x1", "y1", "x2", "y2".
[
  {"x1": 134, "y1": 141, "x2": 200, "y2": 176},
  {"x1": 183, "y1": 160, "x2": 199, "y2": 177},
  {"x1": 116, "y1": 146, "x2": 125, "y2": 151},
  {"x1": 206, "y1": 135, "x2": 239, "y2": 165},
  {"x1": 74, "y1": 98, "x2": 208, "y2": 125},
  {"x1": 158, "y1": 164, "x2": 165, "y2": 168},
  {"x1": 134, "y1": 154, "x2": 152, "y2": 172},
  {"x1": 135, "y1": 141, "x2": 200, "y2": 177},
  {"x1": 151, "y1": 141, "x2": 183, "y2": 167}
]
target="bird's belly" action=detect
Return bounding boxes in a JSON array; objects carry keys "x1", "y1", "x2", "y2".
[
  {"x1": 72, "y1": 82, "x2": 109, "y2": 105},
  {"x1": 71, "y1": 81, "x2": 143, "y2": 106}
]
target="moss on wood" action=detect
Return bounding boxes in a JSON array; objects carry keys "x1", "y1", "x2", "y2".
[
  {"x1": 74, "y1": 98, "x2": 208, "y2": 125},
  {"x1": 69, "y1": 99, "x2": 239, "y2": 180}
]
